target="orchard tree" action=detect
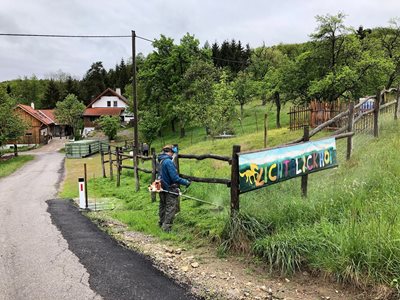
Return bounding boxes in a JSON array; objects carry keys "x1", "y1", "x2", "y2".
[
  {"x1": 176, "y1": 59, "x2": 217, "y2": 137},
  {"x1": 54, "y1": 94, "x2": 85, "y2": 139},
  {"x1": 138, "y1": 108, "x2": 162, "y2": 147},
  {"x1": 207, "y1": 72, "x2": 237, "y2": 136},
  {"x1": 97, "y1": 116, "x2": 120, "y2": 140},
  {"x1": 232, "y1": 71, "x2": 255, "y2": 117}
]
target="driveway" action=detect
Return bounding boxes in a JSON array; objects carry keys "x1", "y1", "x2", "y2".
[{"x1": 0, "y1": 139, "x2": 196, "y2": 300}]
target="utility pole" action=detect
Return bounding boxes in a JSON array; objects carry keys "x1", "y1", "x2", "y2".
[{"x1": 132, "y1": 30, "x2": 139, "y2": 191}]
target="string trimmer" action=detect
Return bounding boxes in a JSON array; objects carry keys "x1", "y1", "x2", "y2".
[{"x1": 148, "y1": 180, "x2": 223, "y2": 210}]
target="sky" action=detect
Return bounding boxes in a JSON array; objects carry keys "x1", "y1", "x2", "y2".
[{"x1": 0, "y1": 0, "x2": 399, "y2": 82}]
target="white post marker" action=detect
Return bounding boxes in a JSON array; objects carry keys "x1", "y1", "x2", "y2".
[{"x1": 78, "y1": 177, "x2": 87, "y2": 209}]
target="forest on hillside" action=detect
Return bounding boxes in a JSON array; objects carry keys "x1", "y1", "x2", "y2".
[{"x1": 1, "y1": 13, "x2": 400, "y2": 142}]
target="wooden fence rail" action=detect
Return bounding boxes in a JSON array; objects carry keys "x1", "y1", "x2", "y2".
[{"x1": 97, "y1": 86, "x2": 399, "y2": 218}]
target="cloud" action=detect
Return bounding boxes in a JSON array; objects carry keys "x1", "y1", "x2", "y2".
[{"x1": 0, "y1": 0, "x2": 399, "y2": 81}]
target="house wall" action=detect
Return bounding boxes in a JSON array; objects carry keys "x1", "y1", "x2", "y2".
[
  {"x1": 14, "y1": 107, "x2": 43, "y2": 144},
  {"x1": 91, "y1": 96, "x2": 127, "y2": 108}
]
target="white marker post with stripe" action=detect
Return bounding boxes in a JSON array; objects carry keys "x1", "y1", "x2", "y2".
[{"x1": 78, "y1": 177, "x2": 87, "y2": 209}]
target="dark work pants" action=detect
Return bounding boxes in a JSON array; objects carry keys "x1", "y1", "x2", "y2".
[{"x1": 159, "y1": 191, "x2": 178, "y2": 231}]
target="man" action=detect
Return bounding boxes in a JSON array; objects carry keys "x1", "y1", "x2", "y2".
[
  {"x1": 142, "y1": 142, "x2": 149, "y2": 156},
  {"x1": 158, "y1": 145, "x2": 191, "y2": 232}
]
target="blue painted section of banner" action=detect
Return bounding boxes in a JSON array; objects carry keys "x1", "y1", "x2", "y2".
[{"x1": 238, "y1": 138, "x2": 337, "y2": 193}]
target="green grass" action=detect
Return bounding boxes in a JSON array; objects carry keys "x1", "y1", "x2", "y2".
[
  {"x1": 0, "y1": 155, "x2": 34, "y2": 178},
  {"x1": 61, "y1": 100, "x2": 400, "y2": 294}
]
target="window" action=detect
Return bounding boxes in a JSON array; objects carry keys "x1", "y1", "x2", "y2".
[
  {"x1": 107, "y1": 101, "x2": 111, "y2": 107},
  {"x1": 25, "y1": 132, "x2": 32, "y2": 136},
  {"x1": 113, "y1": 101, "x2": 118, "y2": 107}
]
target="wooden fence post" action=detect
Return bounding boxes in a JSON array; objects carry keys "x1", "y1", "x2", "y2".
[
  {"x1": 134, "y1": 146, "x2": 140, "y2": 191},
  {"x1": 100, "y1": 147, "x2": 106, "y2": 178},
  {"x1": 346, "y1": 102, "x2": 354, "y2": 160},
  {"x1": 230, "y1": 145, "x2": 241, "y2": 216},
  {"x1": 151, "y1": 147, "x2": 157, "y2": 202},
  {"x1": 108, "y1": 145, "x2": 113, "y2": 180},
  {"x1": 374, "y1": 90, "x2": 381, "y2": 138},
  {"x1": 116, "y1": 147, "x2": 121, "y2": 187},
  {"x1": 264, "y1": 113, "x2": 268, "y2": 148},
  {"x1": 255, "y1": 112, "x2": 259, "y2": 132},
  {"x1": 13, "y1": 143, "x2": 18, "y2": 157},
  {"x1": 301, "y1": 126, "x2": 309, "y2": 198},
  {"x1": 173, "y1": 144, "x2": 180, "y2": 212},
  {"x1": 395, "y1": 85, "x2": 400, "y2": 120},
  {"x1": 115, "y1": 147, "x2": 122, "y2": 187}
]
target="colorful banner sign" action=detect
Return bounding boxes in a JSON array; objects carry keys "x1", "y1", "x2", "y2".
[{"x1": 238, "y1": 138, "x2": 337, "y2": 193}]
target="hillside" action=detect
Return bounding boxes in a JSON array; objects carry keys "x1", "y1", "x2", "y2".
[{"x1": 60, "y1": 99, "x2": 400, "y2": 298}]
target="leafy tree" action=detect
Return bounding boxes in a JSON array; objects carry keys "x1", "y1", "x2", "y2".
[
  {"x1": 373, "y1": 18, "x2": 400, "y2": 89},
  {"x1": 232, "y1": 71, "x2": 255, "y2": 117},
  {"x1": 54, "y1": 94, "x2": 85, "y2": 139},
  {"x1": 0, "y1": 88, "x2": 26, "y2": 155},
  {"x1": 138, "y1": 108, "x2": 161, "y2": 147},
  {"x1": 207, "y1": 72, "x2": 237, "y2": 136},
  {"x1": 96, "y1": 115, "x2": 120, "y2": 140},
  {"x1": 176, "y1": 60, "x2": 217, "y2": 136}
]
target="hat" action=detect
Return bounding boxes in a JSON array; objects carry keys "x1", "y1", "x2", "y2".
[{"x1": 162, "y1": 144, "x2": 175, "y2": 153}]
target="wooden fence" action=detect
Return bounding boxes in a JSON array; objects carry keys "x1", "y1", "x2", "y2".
[
  {"x1": 288, "y1": 96, "x2": 396, "y2": 131},
  {"x1": 99, "y1": 87, "x2": 400, "y2": 218}
]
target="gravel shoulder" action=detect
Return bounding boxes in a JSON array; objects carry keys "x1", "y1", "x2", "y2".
[{"x1": 92, "y1": 218, "x2": 366, "y2": 300}]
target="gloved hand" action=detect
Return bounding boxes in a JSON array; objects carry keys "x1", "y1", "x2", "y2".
[{"x1": 186, "y1": 180, "x2": 191, "y2": 188}]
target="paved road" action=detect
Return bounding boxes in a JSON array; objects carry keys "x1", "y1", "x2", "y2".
[{"x1": 0, "y1": 139, "x2": 197, "y2": 300}]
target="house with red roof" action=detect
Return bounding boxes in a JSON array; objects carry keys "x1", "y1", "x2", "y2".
[
  {"x1": 83, "y1": 88, "x2": 133, "y2": 136},
  {"x1": 12, "y1": 104, "x2": 71, "y2": 145}
]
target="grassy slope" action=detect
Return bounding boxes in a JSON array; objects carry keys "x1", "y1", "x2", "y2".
[
  {"x1": 0, "y1": 155, "x2": 34, "y2": 178},
  {"x1": 60, "y1": 101, "x2": 400, "y2": 291}
]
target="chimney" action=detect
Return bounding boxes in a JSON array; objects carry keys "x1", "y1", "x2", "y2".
[
  {"x1": 31, "y1": 102, "x2": 35, "y2": 110},
  {"x1": 116, "y1": 88, "x2": 121, "y2": 95}
]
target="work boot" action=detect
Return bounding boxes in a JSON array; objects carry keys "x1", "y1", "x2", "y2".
[{"x1": 162, "y1": 223, "x2": 172, "y2": 232}]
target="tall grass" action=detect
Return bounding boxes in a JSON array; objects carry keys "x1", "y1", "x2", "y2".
[{"x1": 63, "y1": 100, "x2": 400, "y2": 294}]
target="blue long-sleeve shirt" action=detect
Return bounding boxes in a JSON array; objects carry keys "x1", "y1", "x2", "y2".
[{"x1": 157, "y1": 153, "x2": 189, "y2": 190}]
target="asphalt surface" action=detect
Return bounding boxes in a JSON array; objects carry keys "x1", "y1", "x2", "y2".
[
  {"x1": 47, "y1": 199, "x2": 198, "y2": 300},
  {"x1": 0, "y1": 147, "x2": 101, "y2": 300},
  {"x1": 0, "y1": 139, "x2": 198, "y2": 300}
]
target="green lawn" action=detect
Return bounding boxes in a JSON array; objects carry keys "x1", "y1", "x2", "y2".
[
  {"x1": 0, "y1": 155, "x2": 35, "y2": 178},
  {"x1": 60, "y1": 100, "x2": 400, "y2": 294}
]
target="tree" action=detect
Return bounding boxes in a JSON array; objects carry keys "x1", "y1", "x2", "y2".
[
  {"x1": 96, "y1": 116, "x2": 120, "y2": 140},
  {"x1": 0, "y1": 88, "x2": 26, "y2": 155},
  {"x1": 176, "y1": 60, "x2": 218, "y2": 137},
  {"x1": 232, "y1": 71, "x2": 255, "y2": 117},
  {"x1": 373, "y1": 18, "x2": 400, "y2": 89},
  {"x1": 82, "y1": 62, "x2": 107, "y2": 104},
  {"x1": 138, "y1": 108, "x2": 162, "y2": 147},
  {"x1": 43, "y1": 79, "x2": 60, "y2": 108},
  {"x1": 207, "y1": 72, "x2": 237, "y2": 136},
  {"x1": 54, "y1": 94, "x2": 85, "y2": 139}
]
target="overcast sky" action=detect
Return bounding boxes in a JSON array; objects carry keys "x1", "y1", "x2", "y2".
[{"x1": 0, "y1": 0, "x2": 399, "y2": 82}]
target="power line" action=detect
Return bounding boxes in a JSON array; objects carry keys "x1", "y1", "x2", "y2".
[
  {"x1": 0, "y1": 32, "x2": 249, "y2": 64},
  {"x1": 0, "y1": 33, "x2": 130, "y2": 38},
  {"x1": 136, "y1": 35, "x2": 154, "y2": 43}
]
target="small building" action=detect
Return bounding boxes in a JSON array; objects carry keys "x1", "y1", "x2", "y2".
[
  {"x1": 8, "y1": 104, "x2": 71, "y2": 146},
  {"x1": 83, "y1": 88, "x2": 133, "y2": 136},
  {"x1": 14, "y1": 104, "x2": 54, "y2": 145}
]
